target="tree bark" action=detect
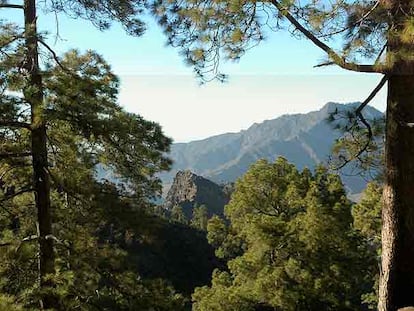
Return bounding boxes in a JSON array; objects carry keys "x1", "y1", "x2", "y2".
[
  {"x1": 378, "y1": 75, "x2": 414, "y2": 311},
  {"x1": 379, "y1": 73, "x2": 414, "y2": 311},
  {"x1": 377, "y1": 0, "x2": 414, "y2": 308},
  {"x1": 24, "y1": 0, "x2": 56, "y2": 308}
]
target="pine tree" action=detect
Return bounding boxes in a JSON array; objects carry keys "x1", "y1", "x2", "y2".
[
  {"x1": 151, "y1": 0, "x2": 414, "y2": 307},
  {"x1": 0, "y1": 46, "x2": 181, "y2": 309},
  {"x1": 171, "y1": 205, "x2": 188, "y2": 224},
  {"x1": 194, "y1": 158, "x2": 375, "y2": 311},
  {"x1": 191, "y1": 204, "x2": 208, "y2": 231},
  {"x1": 0, "y1": 1, "x2": 172, "y2": 308}
]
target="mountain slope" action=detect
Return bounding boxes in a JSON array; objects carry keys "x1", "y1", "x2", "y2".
[{"x1": 160, "y1": 102, "x2": 383, "y2": 195}]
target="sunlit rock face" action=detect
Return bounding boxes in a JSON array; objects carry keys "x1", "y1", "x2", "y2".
[{"x1": 164, "y1": 170, "x2": 231, "y2": 217}]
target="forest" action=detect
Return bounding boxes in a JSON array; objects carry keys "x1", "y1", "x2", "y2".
[{"x1": 1, "y1": 0, "x2": 414, "y2": 310}]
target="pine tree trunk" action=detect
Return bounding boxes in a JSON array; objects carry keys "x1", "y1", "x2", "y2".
[
  {"x1": 378, "y1": 73, "x2": 414, "y2": 310},
  {"x1": 377, "y1": 1, "x2": 414, "y2": 308},
  {"x1": 24, "y1": 0, "x2": 56, "y2": 308}
]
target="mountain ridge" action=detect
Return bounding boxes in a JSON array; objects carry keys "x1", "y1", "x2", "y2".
[{"x1": 160, "y1": 102, "x2": 383, "y2": 195}]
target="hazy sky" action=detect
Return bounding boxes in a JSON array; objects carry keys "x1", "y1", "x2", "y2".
[{"x1": 2, "y1": 9, "x2": 387, "y2": 142}]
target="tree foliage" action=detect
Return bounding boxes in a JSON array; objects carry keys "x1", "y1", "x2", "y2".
[
  {"x1": 353, "y1": 182, "x2": 383, "y2": 246},
  {"x1": 0, "y1": 7, "x2": 190, "y2": 307},
  {"x1": 191, "y1": 204, "x2": 209, "y2": 231},
  {"x1": 352, "y1": 182, "x2": 383, "y2": 309},
  {"x1": 195, "y1": 158, "x2": 376, "y2": 311},
  {"x1": 171, "y1": 205, "x2": 188, "y2": 224},
  {"x1": 151, "y1": 0, "x2": 394, "y2": 81}
]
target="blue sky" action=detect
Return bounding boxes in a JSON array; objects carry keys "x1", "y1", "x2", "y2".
[{"x1": 1, "y1": 8, "x2": 387, "y2": 142}]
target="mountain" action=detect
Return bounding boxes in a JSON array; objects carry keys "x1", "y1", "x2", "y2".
[
  {"x1": 160, "y1": 102, "x2": 383, "y2": 195},
  {"x1": 164, "y1": 170, "x2": 231, "y2": 217}
]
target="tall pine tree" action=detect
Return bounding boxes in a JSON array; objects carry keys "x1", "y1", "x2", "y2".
[{"x1": 0, "y1": 1, "x2": 172, "y2": 309}]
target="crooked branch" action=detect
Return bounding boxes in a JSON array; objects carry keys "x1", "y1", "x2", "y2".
[
  {"x1": 271, "y1": 0, "x2": 380, "y2": 73},
  {"x1": 38, "y1": 39, "x2": 75, "y2": 75},
  {"x1": 335, "y1": 75, "x2": 388, "y2": 169}
]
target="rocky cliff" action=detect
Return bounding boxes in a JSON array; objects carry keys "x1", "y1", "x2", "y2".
[{"x1": 164, "y1": 170, "x2": 231, "y2": 217}]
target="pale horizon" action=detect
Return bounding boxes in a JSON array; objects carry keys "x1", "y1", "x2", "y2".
[{"x1": 119, "y1": 73, "x2": 387, "y2": 143}]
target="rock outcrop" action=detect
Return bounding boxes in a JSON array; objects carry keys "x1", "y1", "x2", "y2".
[{"x1": 164, "y1": 170, "x2": 231, "y2": 217}]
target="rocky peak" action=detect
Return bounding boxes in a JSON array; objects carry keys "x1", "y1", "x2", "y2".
[{"x1": 164, "y1": 170, "x2": 230, "y2": 217}]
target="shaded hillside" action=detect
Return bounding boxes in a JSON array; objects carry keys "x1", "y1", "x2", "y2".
[
  {"x1": 160, "y1": 102, "x2": 383, "y2": 194},
  {"x1": 130, "y1": 218, "x2": 222, "y2": 297},
  {"x1": 164, "y1": 170, "x2": 231, "y2": 217}
]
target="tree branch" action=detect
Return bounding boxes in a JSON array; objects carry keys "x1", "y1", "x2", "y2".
[
  {"x1": 0, "y1": 4, "x2": 24, "y2": 9},
  {"x1": 47, "y1": 168, "x2": 88, "y2": 204},
  {"x1": 0, "y1": 235, "x2": 37, "y2": 248},
  {"x1": 0, "y1": 120, "x2": 31, "y2": 130},
  {"x1": 0, "y1": 204, "x2": 14, "y2": 215},
  {"x1": 0, "y1": 152, "x2": 31, "y2": 159},
  {"x1": 0, "y1": 186, "x2": 34, "y2": 204},
  {"x1": 38, "y1": 39, "x2": 74, "y2": 75},
  {"x1": 314, "y1": 61, "x2": 335, "y2": 68},
  {"x1": 0, "y1": 35, "x2": 22, "y2": 50},
  {"x1": 318, "y1": 0, "x2": 381, "y2": 39},
  {"x1": 271, "y1": 0, "x2": 380, "y2": 73},
  {"x1": 22, "y1": 235, "x2": 38, "y2": 242},
  {"x1": 356, "y1": 75, "x2": 388, "y2": 115},
  {"x1": 334, "y1": 75, "x2": 388, "y2": 170}
]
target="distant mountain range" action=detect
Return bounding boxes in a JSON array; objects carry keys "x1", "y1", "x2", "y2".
[{"x1": 160, "y1": 102, "x2": 383, "y2": 196}]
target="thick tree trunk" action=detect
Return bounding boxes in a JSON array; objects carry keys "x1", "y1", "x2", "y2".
[
  {"x1": 24, "y1": 0, "x2": 56, "y2": 308},
  {"x1": 378, "y1": 73, "x2": 414, "y2": 310},
  {"x1": 377, "y1": 0, "x2": 414, "y2": 308}
]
